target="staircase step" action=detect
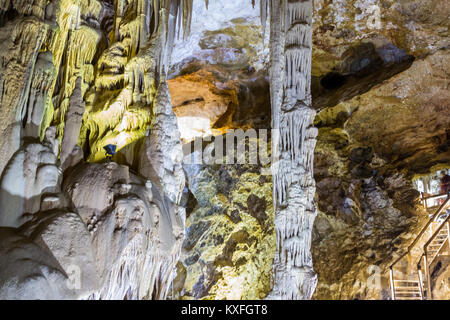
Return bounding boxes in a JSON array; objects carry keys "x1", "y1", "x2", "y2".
[
  {"x1": 394, "y1": 288, "x2": 420, "y2": 291},
  {"x1": 395, "y1": 292, "x2": 421, "y2": 295},
  {"x1": 394, "y1": 285, "x2": 420, "y2": 288}
]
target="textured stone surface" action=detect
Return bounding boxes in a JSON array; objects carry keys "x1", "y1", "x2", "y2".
[
  {"x1": 167, "y1": 0, "x2": 449, "y2": 300},
  {"x1": 313, "y1": 0, "x2": 449, "y2": 69},
  {"x1": 311, "y1": 50, "x2": 449, "y2": 299},
  {"x1": 168, "y1": 64, "x2": 271, "y2": 144},
  {"x1": 139, "y1": 82, "x2": 186, "y2": 205},
  {"x1": 0, "y1": 228, "x2": 75, "y2": 300},
  {"x1": 0, "y1": 158, "x2": 186, "y2": 300},
  {"x1": 175, "y1": 140, "x2": 275, "y2": 300},
  {"x1": 0, "y1": 138, "x2": 61, "y2": 228},
  {"x1": 0, "y1": 0, "x2": 195, "y2": 299}
]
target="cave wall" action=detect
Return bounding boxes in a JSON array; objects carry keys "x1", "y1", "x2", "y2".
[{"x1": 0, "y1": 0, "x2": 448, "y2": 300}]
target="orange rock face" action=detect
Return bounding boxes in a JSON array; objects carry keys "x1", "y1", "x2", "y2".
[{"x1": 168, "y1": 69, "x2": 238, "y2": 143}]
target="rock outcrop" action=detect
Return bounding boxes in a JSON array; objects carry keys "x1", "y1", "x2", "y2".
[
  {"x1": 0, "y1": 135, "x2": 61, "y2": 228},
  {"x1": 174, "y1": 139, "x2": 275, "y2": 299},
  {"x1": 311, "y1": 49, "x2": 449, "y2": 299}
]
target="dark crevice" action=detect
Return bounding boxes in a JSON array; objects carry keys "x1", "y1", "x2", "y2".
[
  {"x1": 320, "y1": 72, "x2": 347, "y2": 90},
  {"x1": 313, "y1": 57, "x2": 414, "y2": 111},
  {"x1": 0, "y1": 6, "x2": 19, "y2": 28},
  {"x1": 175, "y1": 97, "x2": 205, "y2": 108}
]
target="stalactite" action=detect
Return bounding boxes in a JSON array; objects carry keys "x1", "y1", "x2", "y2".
[
  {"x1": 260, "y1": 0, "x2": 268, "y2": 40},
  {"x1": 89, "y1": 232, "x2": 181, "y2": 300},
  {"x1": 0, "y1": 15, "x2": 48, "y2": 175},
  {"x1": 0, "y1": 0, "x2": 206, "y2": 301}
]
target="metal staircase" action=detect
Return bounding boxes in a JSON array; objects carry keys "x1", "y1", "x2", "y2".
[
  {"x1": 389, "y1": 193, "x2": 450, "y2": 300},
  {"x1": 427, "y1": 224, "x2": 449, "y2": 265},
  {"x1": 391, "y1": 279, "x2": 423, "y2": 300}
]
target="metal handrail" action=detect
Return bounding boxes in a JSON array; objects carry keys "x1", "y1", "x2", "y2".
[
  {"x1": 390, "y1": 194, "x2": 449, "y2": 269},
  {"x1": 424, "y1": 214, "x2": 450, "y2": 250},
  {"x1": 390, "y1": 193, "x2": 449, "y2": 300},
  {"x1": 421, "y1": 192, "x2": 448, "y2": 211},
  {"x1": 420, "y1": 213, "x2": 450, "y2": 300},
  {"x1": 421, "y1": 192, "x2": 449, "y2": 201}
]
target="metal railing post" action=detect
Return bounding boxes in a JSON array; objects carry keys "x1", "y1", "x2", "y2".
[
  {"x1": 389, "y1": 268, "x2": 396, "y2": 300},
  {"x1": 387, "y1": 194, "x2": 449, "y2": 300},
  {"x1": 424, "y1": 196, "x2": 428, "y2": 210},
  {"x1": 423, "y1": 253, "x2": 432, "y2": 300},
  {"x1": 417, "y1": 266, "x2": 424, "y2": 300},
  {"x1": 447, "y1": 221, "x2": 450, "y2": 255}
]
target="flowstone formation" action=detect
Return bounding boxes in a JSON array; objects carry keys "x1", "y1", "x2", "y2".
[
  {"x1": 166, "y1": 0, "x2": 320, "y2": 300},
  {"x1": 165, "y1": 0, "x2": 449, "y2": 300},
  {"x1": 0, "y1": 0, "x2": 202, "y2": 299}
]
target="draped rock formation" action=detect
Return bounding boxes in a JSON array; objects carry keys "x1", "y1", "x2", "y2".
[
  {"x1": 264, "y1": 0, "x2": 318, "y2": 299},
  {"x1": 0, "y1": 0, "x2": 205, "y2": 300}
]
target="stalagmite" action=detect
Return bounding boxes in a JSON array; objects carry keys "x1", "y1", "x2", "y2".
[
  {"x1": 62, "y1": 162, "x2": 185, "y2": 299},
  {"x1": 139, "y1": 81, "x2": 185, "y2": 205}
]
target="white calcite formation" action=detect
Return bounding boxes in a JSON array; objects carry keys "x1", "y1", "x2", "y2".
[
  {"x1": 0, "y1": 0, "x2": 193, "y2": 300},
  {"x1": 139, "y1": 82, "x2": 185, "y2": 206},
  {"x1": 0, "y1": 160, "x2": 184, "y2": 299},
  {"x1": 0, "y1": 132, "x2": 61, "y2": 228},
  {"x1": 0, "y1": 228, "x2": 76, "y2": 300},
  {"x1": 264, "y1": 0, "x2": 318, "y2": 300},
  {"x1": 60, "y1": 77, "x2": 85, "y2": 170},
  {"x1": 63, "y1": 162, "x2": 184, "y2": 299}
]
